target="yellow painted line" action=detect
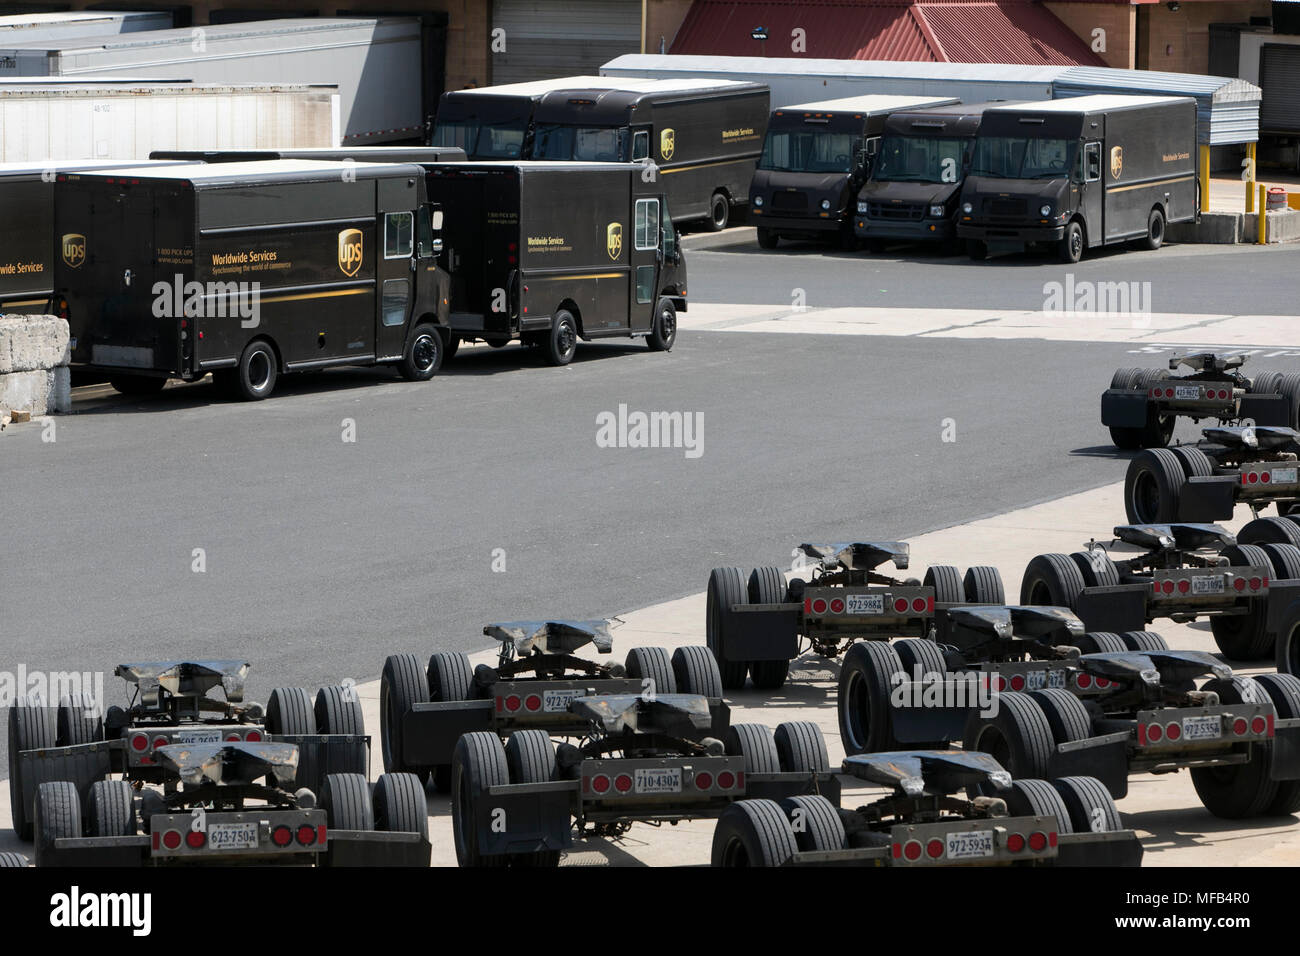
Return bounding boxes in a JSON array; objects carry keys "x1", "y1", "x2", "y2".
[
  {"x1": 660, "y1": 158, "x2": 751, "y2": 175},
  {"x1": 1106, "y1": 175, "x2": 1196, "y2": 194},
  {"x1": 259, "y1": 288, "x2": 371, "y2": 304}
]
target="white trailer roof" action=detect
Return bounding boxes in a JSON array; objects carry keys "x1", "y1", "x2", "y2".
[
  {"x1": 988, "y1": 93, "x2": 1193, "y2": 113},
  {"x1": 776, "y1": 94, "x2": 957, "y2": 113},
  {"x1": 454, "y1": 75, "x2": 761, "y2": 97},
  {"x1": 65, "y1": 159, "x2": 406, "y2": 181}
]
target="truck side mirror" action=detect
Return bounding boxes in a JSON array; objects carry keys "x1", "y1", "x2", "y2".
[{"x1": 432, "y1": 238, "x2": 444, "y2": 254}]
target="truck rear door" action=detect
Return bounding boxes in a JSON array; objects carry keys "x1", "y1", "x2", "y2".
[{"x1": 627, "y1": 196, "x2": 661, "y2": 333}]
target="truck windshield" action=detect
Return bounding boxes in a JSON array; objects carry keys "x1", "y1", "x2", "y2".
[
  {"x1": 759, "y1": 130, "x2": 856, "y2": 174},
  {"x1": 533, "y1": 125, "x2": 628, "y2": 162},
  {"x1": 432, "y1": 121, "x2": 525, "y2": 159},
  {"x1": 873, "y1": 135, "x2": 969, "y2": 183},
  {"x1": 969, "y1": 137, "x2": 1074, "y2": 179}
]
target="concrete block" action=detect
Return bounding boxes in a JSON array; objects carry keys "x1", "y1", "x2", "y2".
[
  {"x1": 0, "y1": 314, "x2": 70, "y2": 374},
  {"x1": 1166, "y1": 212, "x2": 1240, "y2": 244},
  {"x1": 0, "y1": 369, "x2": 59, "y2": 416}
]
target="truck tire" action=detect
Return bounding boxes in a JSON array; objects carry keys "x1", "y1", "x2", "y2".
[
  {"x1": 963, "y1": 692, "x2": 1054, "y2": 781},
  {"x1": 773, "y1": 721, "x2": 830, "y2": 774},
  {"x1": 708, "y1": 192, "x2": 729, "y2": 231},
  {"x1": 398, "y1": 323, "x2": 443, "y2": 381},
  {"x1": 87, "y1": 780, "x2": 135, "y2": 837},
  {"x1": 320, "y1": 773, "x2": 374, "y2": 831},
  {"x1": 1002, "y1": 778, "x2": 1075, "y2": 833},
  {"x1": 1260, "y1": 543, "x2": 1300, "y2": 581},
  {"x1": 1125, "y1": 448, "x2": 1187, "y2": 523},
  {"x1": 0, "y1": 853, "x2": 28, "y2": 867},
  {"x1": 838, "y1": 641, "x2": 904, "y2": 755},
  {"x1": 893, "y1": 638, "x2": 946, "y2": 678},
  {"x1": 1027, "y1": 689, "x2": 1092, "y2": 744},
  {"x1": 315, "y1": 686, "x2": 364, "y2": 736},
  {"x1": 108, "y1": 374, "x2": 166, "y2": 396},
  {"x1": 266, "y1": 687, "x2": 317, "y2": 735},
  {"x1": 1132, "y1": 369, "x2": 1176, "y2": 446},
  {"x1": 748, "y1": 566, "x2": 792, "y2": 689},
  {"x1": 672, "y1": 646, "x2": 724, "y2": 698},
  {"x1": 1278, "y1": 373, "x2": 1300, "y2": 430},
  {"x1": 924, "y1": 565, "x2": 965, "y2": 605},
  {"x1": 428, "y1": 652, "x2": 475, "y2": 702},
  {"x1": 546, "y1": 310, "x2": 578, "y2": 366},
  {"x1": 451, "y1": 731, "x2": 510, "y2": 867},
  {"x1": 501, "y1": 731, "x2": 560, "y2": 866},
  {"x1": 1110, "y1": 367, "x2": 1144, "y2": 390},
  {"x1": 1277, "y1": 601, "x2": 1300, "y2": 676},
  {"x1": 712, "y1": 799, "x2": 798, "y2": 866},
  {"x1": 1191, "y1": 678, "x2": 1280, "y2": 818},
  {"x1": 1107, "y1": 366, "x2": 1151, "y2": 447},
  {"x1": 707, "y1": 566, "x2": 751, "y2": 690},
  {"x1": 756, "y1": 227, "x2": 778, "y2": 250},
  {"x1": 1058, "y1": 220, "x2": 1085, "y2": 263},
  {"x1": 1072, "y1": 631, "x2": 1129, "y2": 654},
  {"x1": 1211, "y1": 544, "x2": 1273, "y2": 659},
  {"x1": 725, "y1": 724, "x2": 781, "y2": 774},
  {"x1": 1142, "y1": 207, "x2": 1166, "y2": 251},
  {"x1": 56, "y1": 693, "x2": 103, "y2": 747},
  {"x1": 625, "y1": 646, "x2": 677, "y2": 697},
  {"x1": 1252, "y1": 673, "x2": 1300, "y2": 814},
  {"x1": 1238, "y1": 516, "x2": 1300, "y2": 547},
  {"x1": 1070, "y1": 550, "x2": 1120, "y2": 588},
  {"x1": 1052, "y1": 776, "x2": 1122, "y2": 832},
  {"x1": 779, "y1": 794, "x2": 845, "y2": 852},
  {"x1": 1253, "y1": 370, "x2": 1283, "y2": 395},
  {"x1": 34, "y1": 781, "x2": 81, "y2": 867},
  {"x1": 233, "y1": 339, "x2": 278, "y2": 401},
  {"x1": 1121, "y1": 631, "x2": 1169, "y2": 652},
  {"x1": 8, "y1": 700, "x2": 55, "y2": 839},
  {"x1": 963, "y1": 565, "x2": 1005, "y2": 604},
  {"x1": 1020, "y1": 553, "x2": 1087, "y2": 611},
  {"x1": 1170, "y1": 445, "x2": 1215, "y2": 480},
  {"x1": 646, "y1": 297, "x2": 677, "y2": 352},
  {"x1": 380, "y1": 655, "x2": 429, "y2": 783},
  {"x1": 373, "y1": 773, "x2": 429, "y2": 844}
]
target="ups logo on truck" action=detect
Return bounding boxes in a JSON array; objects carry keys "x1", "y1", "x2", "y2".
[
  {"x1": 660, "y1": 128, "x2": 675, "y2": 161},
  {"x1": 1110, "y1": 146, "x2": 1123, "y2": 180},
  {"x1": 62, "y1": 233, "x2": 86, "y2": 269},
  {"x1": 338, "y1": 228, "x2": 363, "y2": 277},
  {"x1": 606, "y1": 222, "x2": 623, "y2": 261}
]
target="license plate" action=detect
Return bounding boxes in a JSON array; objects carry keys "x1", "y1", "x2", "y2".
[
  {"x1": 542, "y1": 689, "x2": 581, "y2": 713},
  {"x1": 1191, "y1": 575, "x2": 1224, "y2": 595},
  {"x1": 1182, "y1": 715, "x2": 1221, "y2": 741},
  {"x1": 846, "y1": 594, "x2": 884, "y2": 615},
  {"x1": 1025, "y1": 671, "x2": 1047, "y2": 691},
  {"x1": 172, "y1": 730, "x2": 221, "y2": 744},
  {"x1": 634, "y1": 767, "x2": 682, "y2": 794},
  {"x1": 1174, "y1": 385, "x2": 1201, "y2": 400},
  {"x1": 207, "y1": 822, "x2": 258, "y2": 850},
  {"x1": 1272, "y1": 467, "x2": 1298, "y2": 485},
  {"x1": 945, "y1": 830, "x2": 993, "y2": 860}
]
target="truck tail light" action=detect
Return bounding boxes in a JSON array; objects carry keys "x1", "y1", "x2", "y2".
[
  {"x1": 926, "y1": 839, "x2": 944, "y2": 859},
  {"x1": 152, "y1": 736, "x2": 169, "y2": 749},
  {"x1": 695, "y1": 772, "x2": 713, "y2": 791},
  {"x1": 911, "y1": 597, "x2": 927, "y2": 613},
  {"x1": 829, "y1": 598, "x2": 845, "y2": 614},
  {"x1": 902, "y1": 840, "x2": 922, "y2": 861},
  {"x1": 1009, "y1": 675, "x2": 1026, "y2": 691},
  {"x1": 272, "y1": 825, "x2": 293, "y2": 847},
  {"x1": 1233, "y1": 718, "x2": 1248, "y2": 736},
  {"x1": 1028, "y1": 831, "x2": 1048, "y2": 852},
  {"x1": 1252, "y1": 716, "x2": 1267, "y2": 736},
  {"x1": 811, "y1": 598, "x2": 827, "y2": 614},
  {"x1": 614, "y1": 774, "x2": 633, "y2": 793},
  {"x1": 893, "y1": 598, "x2": 909, "y2": 613},
  {"x1": 1165, "y1": 722, "x2": 1181, "y2": 741},
  {"x1": 245, "y1": 729, "x2": 262, "y2": 742},
  {"x1": 161, "y1": 830, "x2": 182, "y2": 850},
  {"x1": 296, "y1": 824, "x2": 317, "y2": 845},
  {"x1": 186, "y1": 830, "x2": 206, "y2": 849},
  {"x1": 130, "y1": 733, "x2": 149, "y2": 752},
  {"x1": 591, "y1": 774, "x2": 611, "y2": 794},
  {"x1": 1076, "y1": 673, "x2": 1092, "y2": 689},
  {"x1": 524, "y1": 694, "x2": 542, "y2": 712},
  {"x1": 1234, "y1": 577, "x2": 1246, "y2": 591},
  {"x1": 1148, "y1": 723, "x2": 1163, "y2": 742},
  {"x1": 503, "y1": 695, "x2": 521, "y2": 713},
  {"x1": 1006, "y1": 833, "x2": 1025, "y2": 853}
]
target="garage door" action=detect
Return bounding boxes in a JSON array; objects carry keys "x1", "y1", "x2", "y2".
[
  {"x1": 490, "y1": 0, "x2": 640, "y2": 84},
  {"x1": 1260, "y1": 44, "x2": 1300, "y2": 134}
]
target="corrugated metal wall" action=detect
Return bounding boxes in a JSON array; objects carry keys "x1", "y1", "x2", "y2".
[
  {"x1": 1260, "y1": 45, "x2": 1300, "y2": 133},
  {"x1": 491, "y1": 0, "x2": 641, "y2": 84}
]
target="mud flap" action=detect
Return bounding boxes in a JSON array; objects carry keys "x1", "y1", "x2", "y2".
[
  {"x1": 1055, "y1": 830, "x2": 1144, "y2": 867},
  {"x1": 326, "y1": 829, "x2": 430, "y2": 867},
  {"x1": 1075, "y1": 585, "x2": 1149, "y2": 633},
  {"x1": 401, "y1": 700, "x2": 494, "y2": 769},
  {"x1": 1101, "y1": 389, "x2": 1150, "y2": 428},
  {"x1": 1048, "y1": 731, "x2": 1131, "y2": 799},
  {"x1": 1271, "y1": 718, "x2": 1300, "y2": 780},
  {"x1": 1267, "y1": 585, "x2": 1300, "y2": 636},
  {"x1": 891, "y1": 701, "x2": 969, "y2": 746},
  {"x1": 725, "y1": 604, "x2": 801, "y2": 662},
  {"x1": 1182, "y1": 476, "x2": 1238, "y2": 522},
  {"x1": 477, "y1": 781, "x2": 575, "y2": 857},
  {"x1": 17, "y1": 742, "x2": 114, "y2": 824},
  {"x1": 1240, "y1": 393, "x2": 1293, "y2": 428},
  {"x1": 275, "y1": 734, "x2": 369, "y2": 793},
  {"x1": 46, "y1": 835, "x2": 148, "y2": 868},
  {"x1": 746, "y1": 771, "x2": 841, "y2": 806}
]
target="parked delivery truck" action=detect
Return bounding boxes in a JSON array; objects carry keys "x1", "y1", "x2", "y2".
[
  {"x1": 956, "y1": 95, "x2": 1198, "y2": 262},
  {"x1": 748, "y1": 94, "x2": 956, "y2": 250},
  {"x1": 54, "y1": 160, "x2": 452, "y2": 400}
]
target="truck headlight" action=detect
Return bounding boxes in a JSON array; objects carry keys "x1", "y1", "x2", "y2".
[
  {"x1": 1040, "y1": 204, "x2": 1052, "y2": 217},
  {"x1": 929, "y1": 205, "x2": 944, "y2": 218},
  {"x1": 856, "y1": 201, "x2": 868, "y2": 214},
  {"x1": 962, "y1": 202, "x2": 973, "y2": 214},
  {"x1": 821, "y1": 199, "x2": 831, "y2": 210},
  {"x1": 753, "y1": 196, "x2": 763, "y2": 207}
]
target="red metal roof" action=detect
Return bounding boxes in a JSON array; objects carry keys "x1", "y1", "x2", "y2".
[{"x1": 670, "y1": 0, "x2": 1106, "y2": 66}]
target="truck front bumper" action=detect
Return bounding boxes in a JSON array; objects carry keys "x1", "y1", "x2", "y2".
[
  {"x1": 958, "y1": 222, "x2": 1065, "y2": 242},
  {"x1": 854, "y1": 218, "x2": 954, "y2": 241},
  {"x1": 751, "y1": 211, "x2": 842, "y2": 235}
]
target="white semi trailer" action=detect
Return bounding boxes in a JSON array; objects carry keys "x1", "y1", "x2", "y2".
[
  {"x1": 0, "y1": 11, "x2": 173, "y2": 44},
  {"x1": 0, "y1": 83, "x2": 339, "y2": 162},
  {"x1": 0, "y1": 17, "x2": 422, "y2": 145}
]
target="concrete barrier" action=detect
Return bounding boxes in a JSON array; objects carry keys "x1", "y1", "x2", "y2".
[
  {"x1": 0, "y1": 314, "x2": 71, "y2": 420},
  {"x1": 1168, "y1": 208, "x2": 1300, "y2": 245}
]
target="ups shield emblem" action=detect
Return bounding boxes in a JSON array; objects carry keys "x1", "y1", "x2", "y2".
[
  {"x1": 1110, "y1": 146, "x2": 1123, "y2": 180},
  {"x1": 660, "y1": 128, "x2": 675, "y2": 161},
  {"x1": 338, "y1": 228, "x2": 363, "y2": 277},
  {"x1": 606, "y1": 222, "x2": 622, "y2": 261},
  {"x1": 62, "y1": 233, "x2": 86, "y2": 269}
]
